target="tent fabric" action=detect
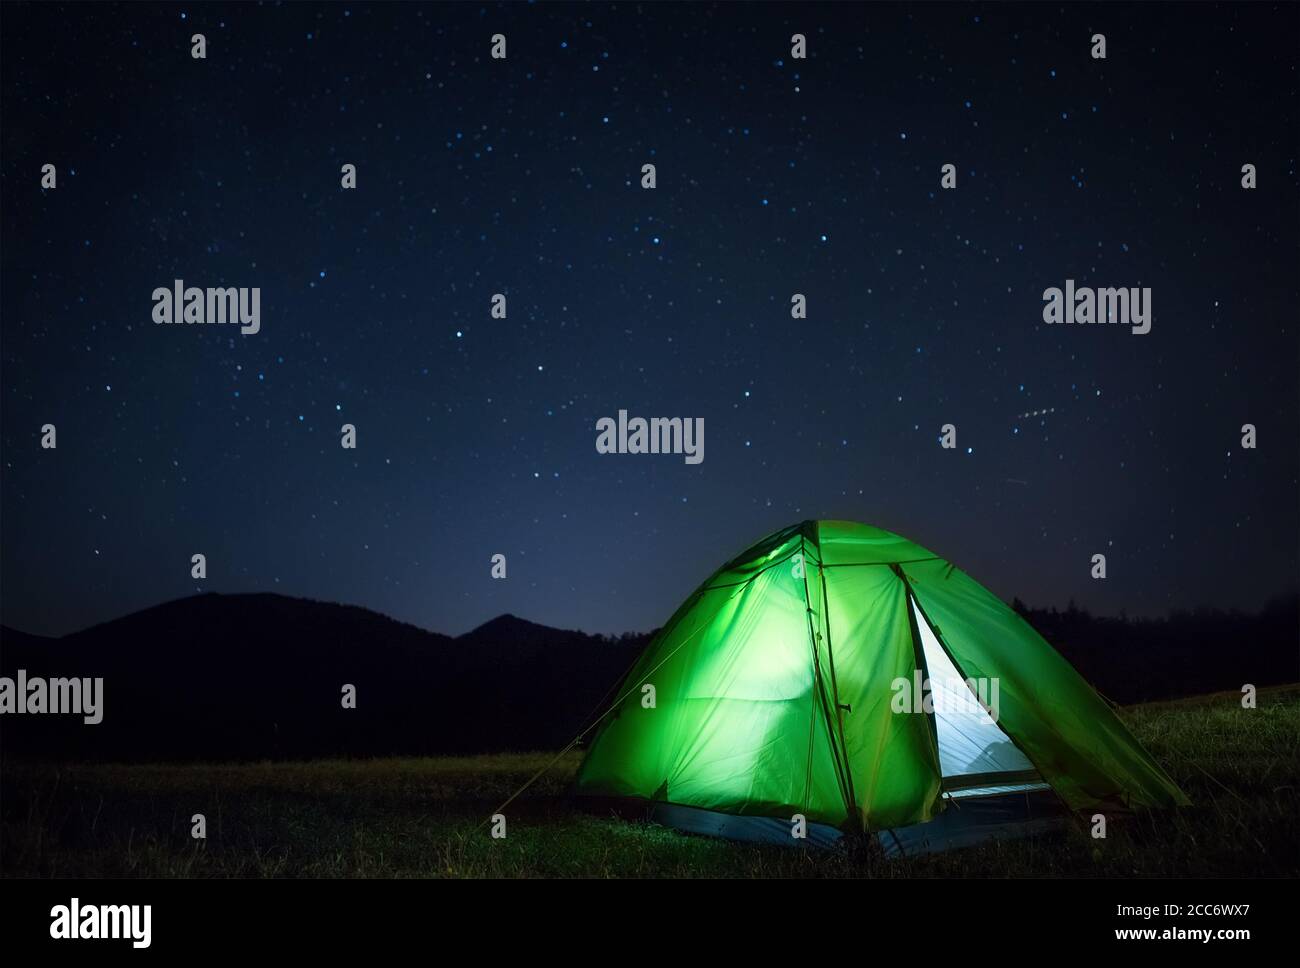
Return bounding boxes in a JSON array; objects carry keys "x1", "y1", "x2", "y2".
[
  {"x1": 877, "y1": 789, "x2": 1070, "y2": 858},
  {"x1": 574, "y1": 520, "x2": 1188, "y2": 838},
  {"x1": 578, "y1": 790, "x2": 1069, "y2": 857},
  {"x1": 614, "y1": 800, "x2": 847, "y2": 850}
]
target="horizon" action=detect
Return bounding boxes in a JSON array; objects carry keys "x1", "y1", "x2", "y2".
[{"x1": 5, "y1": 582, "x2": 1297, "y2": 643}]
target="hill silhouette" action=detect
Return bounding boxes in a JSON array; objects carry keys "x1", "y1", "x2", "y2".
[
  {"x1": 0, "y1": 593, "x2": 648, "y2": 761},
  {"x1": 1, "y1": 591, "x2": 1294, "y2": 762},
  {"x1": 1011, "y1": 594, "x2": 1298, "y2": 704}
]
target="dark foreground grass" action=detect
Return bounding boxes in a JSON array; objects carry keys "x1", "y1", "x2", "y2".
[{"x1": 3, "y1": 687, "x2": 1297, "y2": 877}]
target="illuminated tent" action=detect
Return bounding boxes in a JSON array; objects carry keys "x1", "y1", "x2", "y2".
[{"x1": 575, "y1": 521, "x2": 1187, "y2": 854}]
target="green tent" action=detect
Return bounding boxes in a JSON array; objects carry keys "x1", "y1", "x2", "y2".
[{"x1": 575, "y1": 521, "x2": 1188, "y2": 854}]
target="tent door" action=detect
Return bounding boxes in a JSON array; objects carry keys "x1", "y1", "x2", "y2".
[{"x1": 907, "y1": 595, "x2": 1047, "y2": 797}]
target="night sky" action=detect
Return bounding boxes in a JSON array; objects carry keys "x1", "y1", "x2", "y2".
[{"x1": 2, "y1": 2, "x2": 1297, "y2": 639}]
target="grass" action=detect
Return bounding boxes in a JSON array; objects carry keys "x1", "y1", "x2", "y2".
[{"x1": 3, "y1": 687, "x2": 1297, "y2": 877}]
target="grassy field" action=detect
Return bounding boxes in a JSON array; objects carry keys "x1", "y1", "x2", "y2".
[{"x1": 3, "y1": 687, "x2": 1297, "y2": 877}]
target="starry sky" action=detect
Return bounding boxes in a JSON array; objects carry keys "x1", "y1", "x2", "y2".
[{"x1": 2, "y1": 2, "x2": 1297, "y2": 639}]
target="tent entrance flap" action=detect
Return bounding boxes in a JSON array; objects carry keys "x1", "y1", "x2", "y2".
[{"x1": 908, "y1": 596, "x2": 1040, "y2": 787}]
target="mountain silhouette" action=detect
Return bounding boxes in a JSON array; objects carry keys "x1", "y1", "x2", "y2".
[
  {"x1": 459, "y1": 613, "x2": 590, "y2": 651},
  {"x1": 0, "y1": 593, "x2": 648, "y2": 761},
  {"x1": 1, "y1": 591, "x2": 1294, "y2": 762}
]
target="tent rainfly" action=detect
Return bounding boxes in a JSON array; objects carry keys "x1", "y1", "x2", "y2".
[{"x1": 574, "y1": 521, "x2": 1188, "y2": 855}]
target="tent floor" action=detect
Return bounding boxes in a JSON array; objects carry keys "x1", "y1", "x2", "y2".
[{"x1": 578, "y1": 789, "x2": 1071, "y2": 857}]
